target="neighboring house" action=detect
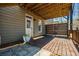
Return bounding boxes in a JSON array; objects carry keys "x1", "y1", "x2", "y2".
[
  {"x1": 73, "y1": 20, "x2": 79, "y2": 30},
  {"x1": 0, "y1": 4, "x2": 45, "y2": 46}
]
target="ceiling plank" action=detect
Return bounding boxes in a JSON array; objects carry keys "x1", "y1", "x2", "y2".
[
  {"x1": 27, "y1": 4, "x2": 37, "y2": 10},
  {"x1": 33, "y1": 3, "x2": 51, "y2": 12},
  {"x1": 34, "y1": 4, "x2": 70, "y2": 16},
  {"x1": 19, "y1": 4, "x2": 44, "y2": 20},
  {"x1": 25, "y1": 8, "x2": 45, "y2": 20},
  {"x1": 30, "y1": 4, "x2": 43, "y2": 11}
]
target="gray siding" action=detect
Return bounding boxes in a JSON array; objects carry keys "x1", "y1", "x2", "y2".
[
  {"x1": 0, "y1": 6, "x2": 25, "y2": 45},
  {"x1": 33, "y1": 20, "x2": 45, "y2": 37},
  {"x1": 33, "y1": 20, "x2": 40, "y2": 37}
]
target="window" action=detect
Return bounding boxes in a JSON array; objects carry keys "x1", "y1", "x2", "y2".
[
  {"x1": 27, "y1": 20, "x2": 31, "y2": 28},
  {"x1": 38, "y1": 20, "x2": 42, "y2": 33},
  {"x1": 38, "y1": 25, "x2": 41, "y2": 31}
]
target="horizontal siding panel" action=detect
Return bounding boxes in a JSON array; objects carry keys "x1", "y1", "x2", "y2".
[{"x1": 0, "y1": 5, "x2": 25, "y2": 45}]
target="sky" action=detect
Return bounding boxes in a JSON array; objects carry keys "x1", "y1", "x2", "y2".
[{"x1": 73, "y1": 3, "x2": 79, "y2": 20}]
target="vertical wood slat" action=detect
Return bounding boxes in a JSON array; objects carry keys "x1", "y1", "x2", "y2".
[
  {"x1": 69, "y1": 30, "x2": 79, "y2": 55},
  {"x1": 52, "y1": 38, "x2": 59, "y2": 55},
  {"x1": 51, "y1": 38, "x2": 59, "y2": 54},
  {"x1": 70, "y1": 40, "x2": 79, "y2": 56},
  {"x1": 42, "y1": 38, "x2": 56, "y2": 50},
  {"x1": 72, "y1": 30, "x2": 79, "y2": 46},
  {"x1": 67, "y1": 40, "x2": 76, "y2": 56},
  {"x1": 54, "y1": 39, "x2": 60, "y2": 55},
  {"x1": 57, "y1": 39, "x2": 62, "y2": 55},
  {"x1": 62, "y1": 40, "x2": 66, "y2": 56},
  {"x1": 48, "y1": 38, "x2": 57, "y2": 52},
  {"x1": 50, "y1": 39, "x2": 58, "y2": 56}
]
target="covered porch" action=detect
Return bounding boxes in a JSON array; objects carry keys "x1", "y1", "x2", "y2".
[{"x1": 0, "y1": 3, "x2": 79, "y2": 56}]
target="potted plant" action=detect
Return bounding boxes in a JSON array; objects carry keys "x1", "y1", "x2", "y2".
[{"x1": 23, "y1": 34, "x2": 31, "y2": 43}]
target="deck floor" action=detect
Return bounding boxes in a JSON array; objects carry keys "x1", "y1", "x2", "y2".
[
  {"x1": 0, "y1": 35, "x2": 79, "y2": 56},
  {"x1": 42, "y1": 37, "x2": 79, "y2": 56}
]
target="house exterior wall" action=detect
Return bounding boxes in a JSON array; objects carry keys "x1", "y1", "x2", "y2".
[
  {"x1": 0, "y1": 4, "x2": 45, "y2": 45},
  {"x1": 33, "y1": 19, "x2": 45, "y2": 37},
  {"x1": 0, "y1": 5, "x2": 25, "y2": 45}
]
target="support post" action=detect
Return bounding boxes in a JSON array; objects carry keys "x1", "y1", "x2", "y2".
[
  {"x1": 70, "y1": 3, "x2": 74, "y2": 31},
  {"x1": 63, "y1": 16, "x2": 69, "y2": 38},
  {"x1": 69, "y1": 3, "x2": 74, "y2": 39},
  {"x1": 67, "y1": 16, "x2": 69, "y2": 38}
]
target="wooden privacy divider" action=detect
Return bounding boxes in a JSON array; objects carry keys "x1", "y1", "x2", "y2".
[{"x1": 46, "y1": 23, "x2": 67, "y2": 35}]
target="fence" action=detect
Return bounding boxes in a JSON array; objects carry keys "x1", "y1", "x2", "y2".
[
  {"x1": 72, "y1": 30, "x2": 79, "y2": 44},
  {"x1": 45, "y1": 23, "x2": 67, "y2": 35}
]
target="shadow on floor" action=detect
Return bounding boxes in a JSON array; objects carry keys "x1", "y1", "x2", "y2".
[
  {"x1": 0, "y1": 35, "x2": 70, "y2": 56},
  {"x1": 30, "y1": 35, "x2": 54, "y2": 48},
  {"x1": 0, "y1": 44, "x2": 40, "y2": 56},
  {"x1": 0, "y1": 35, "x2": 54, "y2": 56},
  {"x1": 74, "y1": 44, "x2": 79, "y2": 52}
]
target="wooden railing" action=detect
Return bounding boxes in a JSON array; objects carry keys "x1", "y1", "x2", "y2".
[{"x1": 72, "y1": 30, "x2": 79, "y2": 44}]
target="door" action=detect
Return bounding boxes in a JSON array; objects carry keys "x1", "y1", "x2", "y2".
[{"x1": 25, "y1": 15, "x2": 33, "y2": 37}]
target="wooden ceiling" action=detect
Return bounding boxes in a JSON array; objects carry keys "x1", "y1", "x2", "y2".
[
  {"x1": 0, "y1": 3, "x2": 18, "y2": 7},
  {"x1": 20, "y1": 3, "x2": 71, "y2": 19}
]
